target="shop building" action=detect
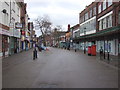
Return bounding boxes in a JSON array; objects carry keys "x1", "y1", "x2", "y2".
[
  {"x1": 96, "y1": 1, "x2": 120, "y2": 61},
  {"x1": 73, "y1": 0, "x2": 120, "y2": 64},
  {"x1": 71, "y1": 24, "x2": 80, "y2": 50},
  {"x1": 9, "y1": 1, "x2": 22, "y2": 55},
  {"x1": 0, "y1": 0, "x2": 10, "y2": 58},
  {"x1": 74, "y1": 2, "x2": 97, "y2": 53}
]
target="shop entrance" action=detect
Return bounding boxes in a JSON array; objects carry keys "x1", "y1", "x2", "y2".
[{"x1": 2, "y1": 35, "x2": 8, "y2": 57}]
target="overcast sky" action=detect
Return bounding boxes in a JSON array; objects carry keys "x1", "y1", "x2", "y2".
[{"x1": 24, "y1": 0, "x2": 94, "y2": 36}]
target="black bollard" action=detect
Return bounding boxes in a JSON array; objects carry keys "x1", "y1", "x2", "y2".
[
  {"x1": 33, "y1": 50, "x2": 35, "y2": 60},
  {"x1": 75, "y1": 49, "x2": 76, "y2": 52},
  {"x1": 107, "y1": 52, "x2": 110, "y2": 63}
]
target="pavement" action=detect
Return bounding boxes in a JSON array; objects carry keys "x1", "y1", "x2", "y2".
[{"x1": 2, "y1": 47, "x2": 118, "y2": 88}]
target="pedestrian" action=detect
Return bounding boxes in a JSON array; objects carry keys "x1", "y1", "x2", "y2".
[
  {"x1": 75, "y1": 44, "x2": 77, "y2": 52},
  {"x1": 99, "y1": 46, "x2": 103, "y2": 60},
  {"x1": 33, "y1": 43, "x2": 38, "y2": 60}
]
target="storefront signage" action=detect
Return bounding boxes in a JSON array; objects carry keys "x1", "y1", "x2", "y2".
[
  {"x1": 15, "y1": 22, "x2": 22, "y2": 29},
  {"x1": 0, "y1": 28, "x2": 10, "y2": 36}
]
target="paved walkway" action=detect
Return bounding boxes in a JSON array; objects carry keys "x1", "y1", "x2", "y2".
[{"x1": 2, "y1": 47, "x2": 118, "y2": 88}]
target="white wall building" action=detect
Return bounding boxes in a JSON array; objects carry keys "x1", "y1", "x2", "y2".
[
  {"x1": 0, "y1": 0, "x2": 10, "y2": 58},
  {"x1": 0, "y1": 0, "x2": 23, "y2": 58}
]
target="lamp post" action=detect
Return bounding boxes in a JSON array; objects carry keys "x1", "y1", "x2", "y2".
[{"x1": 84, "y1": 27, "x2": 86, "y2": 54}]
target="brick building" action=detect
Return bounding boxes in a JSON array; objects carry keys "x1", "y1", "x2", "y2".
[{"x1": 73, "y1": 0, "x2": 120, "y2": 64}]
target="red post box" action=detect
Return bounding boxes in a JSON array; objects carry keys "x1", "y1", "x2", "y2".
[
  {"x1": 91, "y1": 45, "x2": 96, "y2": 56},
  {"x1": 88, "y1": 46, "x2": 91, "y2": 56}
]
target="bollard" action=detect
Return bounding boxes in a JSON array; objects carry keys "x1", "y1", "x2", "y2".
[
  {"x1": 75, "y1": 49, "x2": 77, "y2": 52},
  {"x1": 104, "y1": 51, "x2": 105, "y2": 59},
  {"x1": 107, "y1": 52, "x2": 110, "y2": 63},
  {"x1": 33, "y1": 50, "x2": 35, "y2": 60}
]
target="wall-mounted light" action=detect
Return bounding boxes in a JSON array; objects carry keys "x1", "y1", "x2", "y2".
[{"x1": 2, "y1": 9, "x2": 7, "y2": 14}]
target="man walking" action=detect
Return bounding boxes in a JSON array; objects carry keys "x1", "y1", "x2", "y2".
[
  {"x1": 33, "y1": 43, "x2": 38, "y2": 60},
  {"x1": 100, "y1": 46, "x2": 103, "y2": 60}
]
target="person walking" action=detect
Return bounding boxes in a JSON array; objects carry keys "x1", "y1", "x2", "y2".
[
  {"x1": 100, "y1": 46, "x2": 103, "y2": 60},
  {"x1": 33, "y1": 43, "x2": 38, "y2": 60}
]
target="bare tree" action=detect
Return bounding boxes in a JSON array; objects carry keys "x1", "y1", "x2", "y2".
[
  {"x1": 34, "y1": 15, "x2": 52, "y2": 46},
  {"x1": 51, "y1": 25, "x2": 64, "y2": 47}
]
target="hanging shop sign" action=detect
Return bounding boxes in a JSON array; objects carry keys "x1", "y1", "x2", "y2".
[{"x1": 15, "y1": 22, "x2": 22, "y2": 29}]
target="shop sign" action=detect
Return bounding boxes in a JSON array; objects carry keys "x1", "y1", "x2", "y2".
[
  {"x1": 15, "y1": 22, "x2": 22, "y2": 29},
  {"x1": 0, "y1": 29, "x2": 10, "y2": 36}
]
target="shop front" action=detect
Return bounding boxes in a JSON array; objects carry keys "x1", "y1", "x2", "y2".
[
  {"x1": 2, "y1": 35, "x2": 9, "y2": 58},
  {"x1": 0, "y1": 24, "x2": 10, "y2": 58}
]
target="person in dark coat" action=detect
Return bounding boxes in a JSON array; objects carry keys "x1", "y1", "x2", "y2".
[
  {"x1": 33, "y1": 43, "x2": 38, "y2": 60},
  {"x1": 100, "y1": 46, "x2": 103, "y2": 60}
]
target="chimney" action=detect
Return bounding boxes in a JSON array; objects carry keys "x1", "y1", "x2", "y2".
[{"x1": 68, "y1": 24, "x2": 70, "y2": 32}]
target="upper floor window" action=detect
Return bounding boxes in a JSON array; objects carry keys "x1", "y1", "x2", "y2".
[
  {"x1": 119, "y1": 11, "x2": 120, "y2": 24},
  {"x1": 80, "y1": 16, "x2": 84, "y2": 23},
  {"x1": 93, "y1": 7, "x2": 96, "y2": 15},
  {"x1": 98, "y1": 4, "x2": 102, "y2": 13},
  {"x1": 103, "y1": 0, "x2": 106, "y2": 10},
  {"x1": 90, "y1": 9, "x2": 92, "y2": 18},
  {"x1": 12, "y1": 2, "x2": 15, "y2": 12},
  {"x1": 3, "y1": 13, "x2": 9, "y2": 25},
  {"x1": 85, "y1": 13, "x2": 88, "y2": 20},
  {"x1": 107, "y1": 15, "x2": 112, "y2": 27},
  {"x1": 108, "y1": 0, "x2": 112, "y2": 7},
  {"x1": 99, "y1": 20, "x2": 102, "y2": 30},
  {"x1": 103, "y1": 18, "x2": 106, "y2": 29}
]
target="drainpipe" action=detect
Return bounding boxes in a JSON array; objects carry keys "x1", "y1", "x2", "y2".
[{"x1": 9, "y1": 0, "x2": 12, "y2": 55}]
